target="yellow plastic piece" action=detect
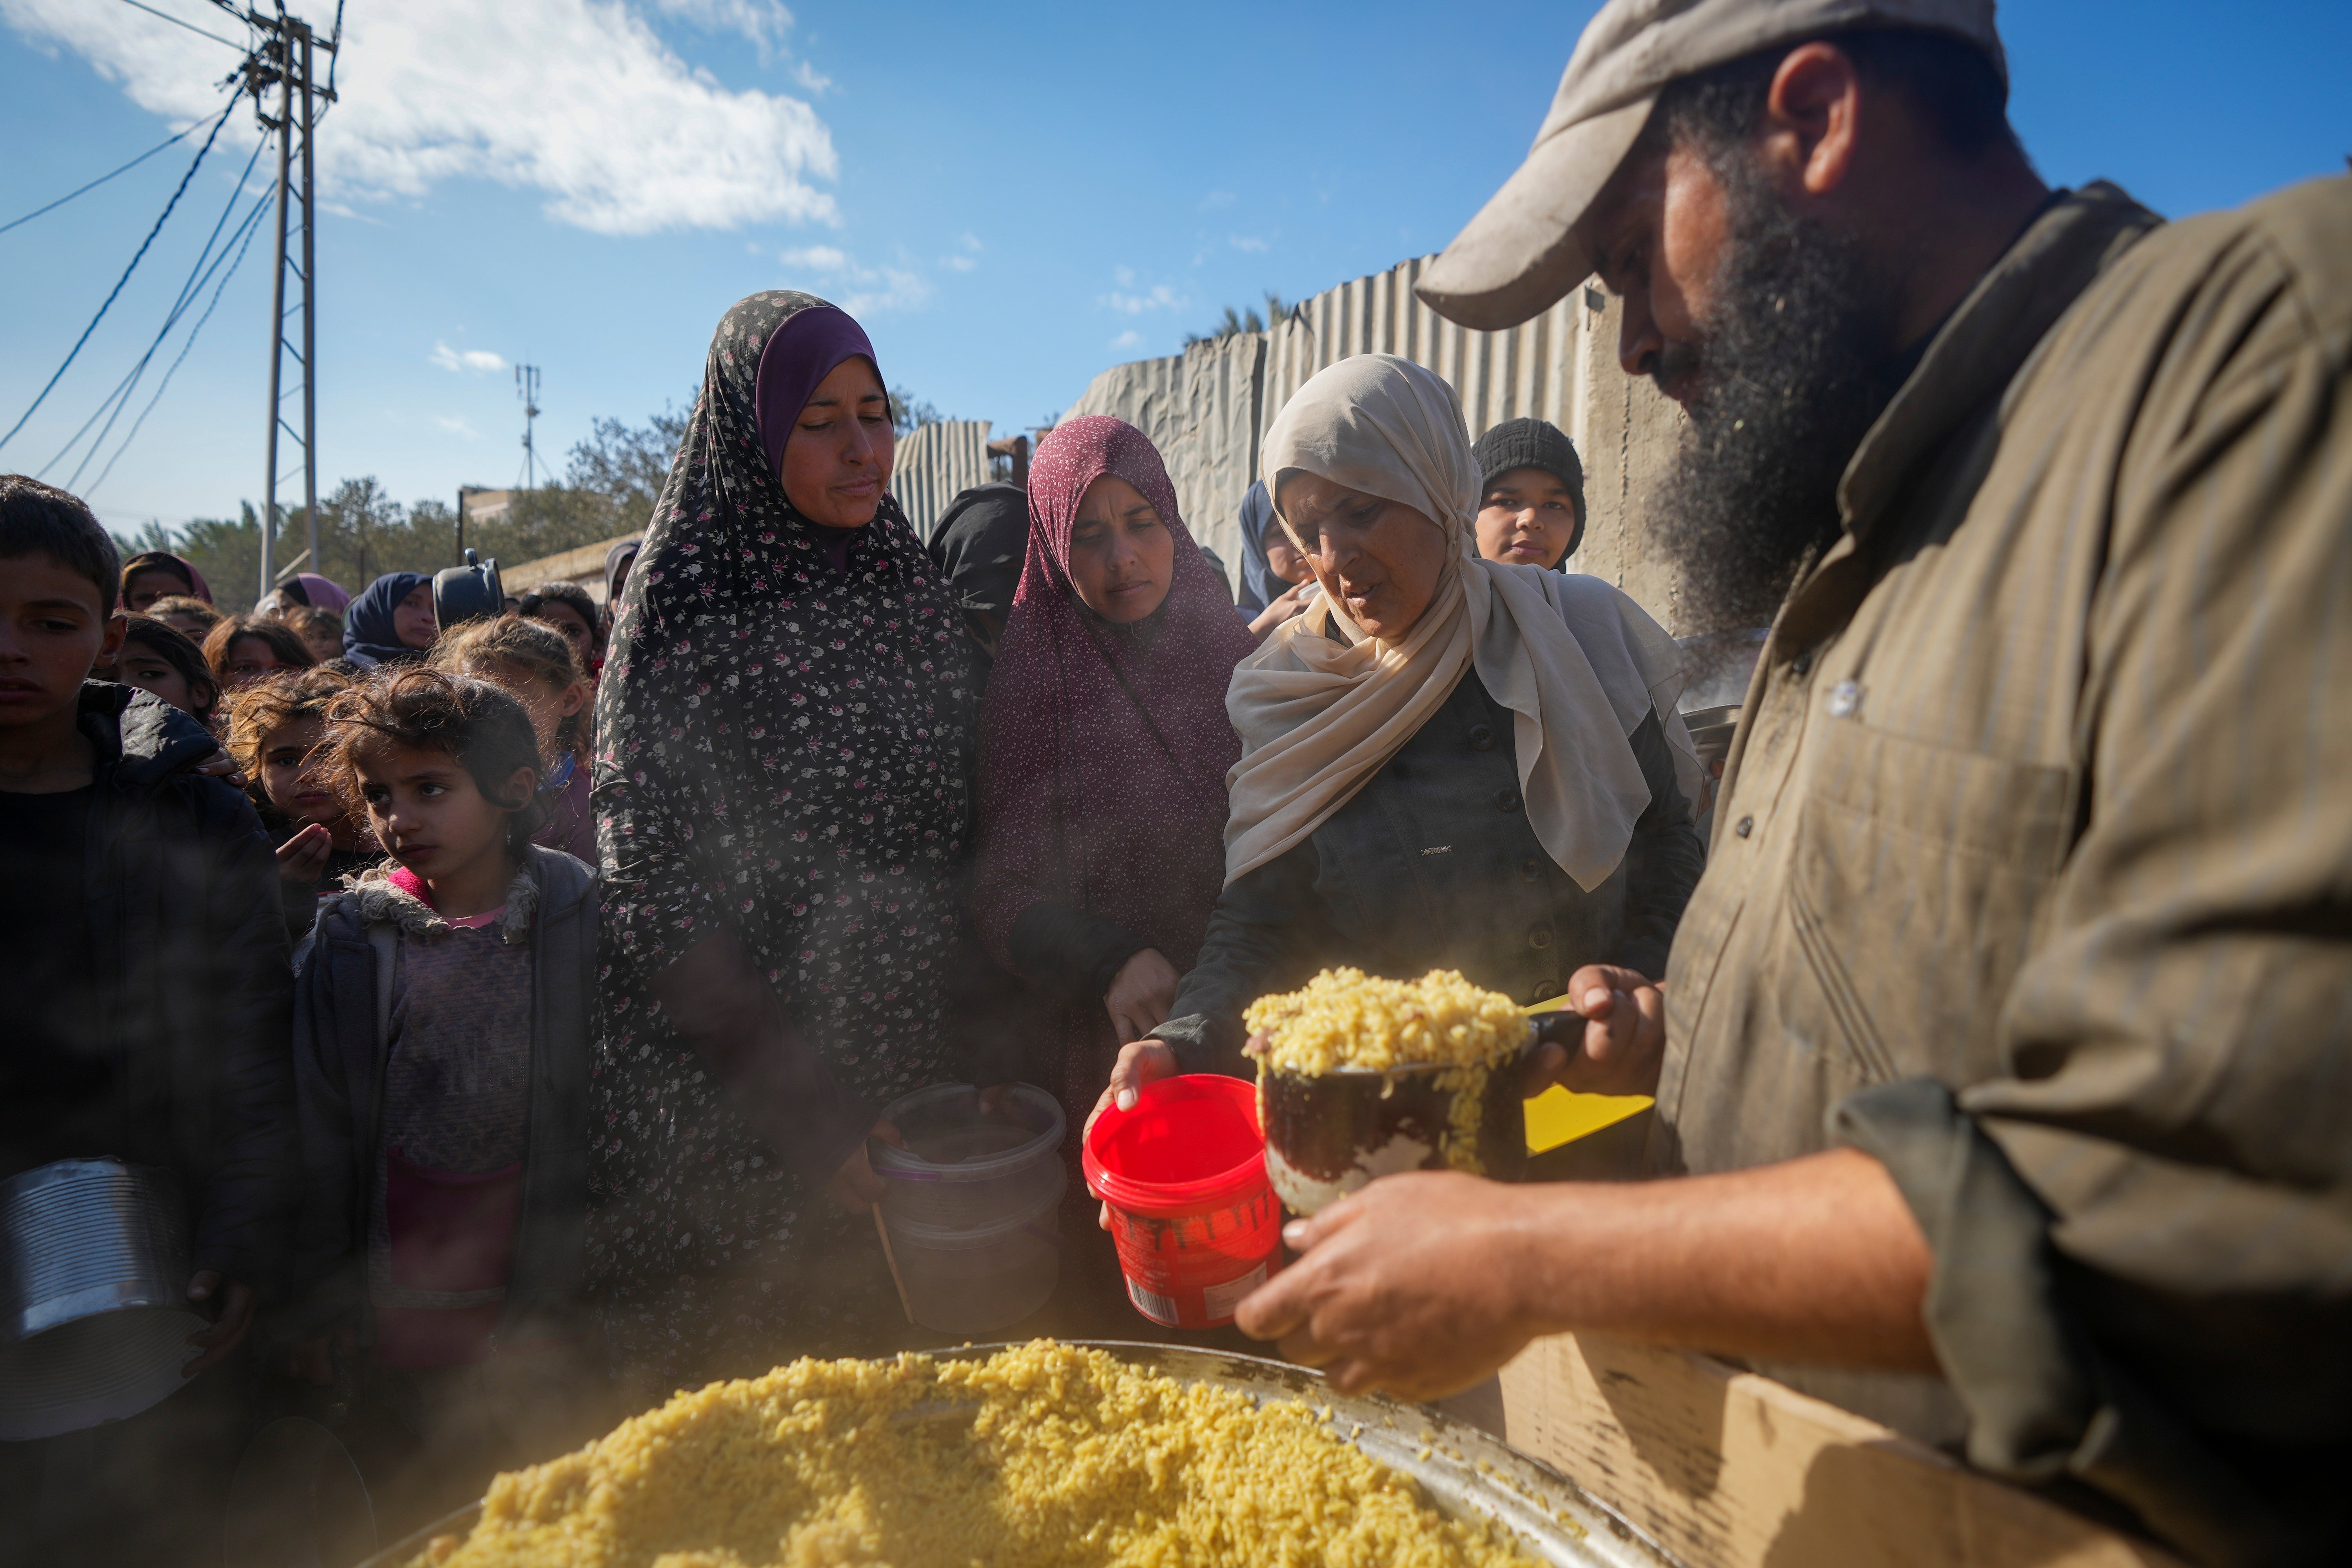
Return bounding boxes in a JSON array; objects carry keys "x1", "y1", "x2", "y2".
[{"x1": 1521, "y1": 995, "x2": 1653, "y2": 1155}]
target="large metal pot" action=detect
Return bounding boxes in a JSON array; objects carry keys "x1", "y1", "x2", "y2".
[
  {"x1": 352, "y1": 1341, "x2": 1678, "y2": 1568},
  {"x1": 0, "y1": 1158, "x2": 207, "y2": 1440}
]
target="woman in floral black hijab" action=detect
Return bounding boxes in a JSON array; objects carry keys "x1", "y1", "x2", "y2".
[{"x1": 588, "y1": 292, "x2": 978, "y2": 1382}]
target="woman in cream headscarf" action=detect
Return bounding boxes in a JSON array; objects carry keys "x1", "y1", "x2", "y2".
[{"x1": 1100, "y1": 354, "x2": 1705, "y2": 1109}]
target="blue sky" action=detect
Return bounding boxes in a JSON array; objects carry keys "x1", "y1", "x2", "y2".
[{"x1": 2, "y1": 0, "x2": 2346, "y2": 541}]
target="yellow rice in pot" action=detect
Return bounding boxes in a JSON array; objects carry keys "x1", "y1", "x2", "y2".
[
  {"x1": 1243, "y1": 968, "x2": 1528, "y2": 1076},
  {"x1": 406, "y1": 1340, "x2": 1541, "y2": 1568}
]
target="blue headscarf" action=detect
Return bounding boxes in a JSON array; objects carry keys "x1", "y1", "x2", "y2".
[
  {"x1": 1234, "y1": 479, "x2": 1280, "y2": 619},
  {"x1": 343, "y1": 571, "x2": 431, "y2": 667}
]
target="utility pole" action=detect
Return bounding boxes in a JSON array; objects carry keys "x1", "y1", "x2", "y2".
[
  {"x1": 246, "y1": 5, "x2": 337, "y2": 602},
  {"x1": 516, "y1": 364, "x2": 542, "y2": 489}
]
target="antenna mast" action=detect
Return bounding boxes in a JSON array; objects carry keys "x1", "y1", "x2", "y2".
[{"x1": 516, "y1": 363, "x2": 542, "y2": 488}]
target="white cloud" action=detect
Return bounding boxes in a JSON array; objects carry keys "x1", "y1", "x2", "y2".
[
  {"x1": 1113, "y1": 265, "x2": 1136, "y2": 287},
  {"x1": 1229, "y1": 234, "x2": 1268, "y2": 252},
  {"x1": 779, "y1": 244, "x2": 929, "y2": 314},
  {"x1": 0, "y1": 0, "x2": 840, "y2": 235},
  {"x1": 781, "y1": 244, "x2": 850, "y2": 272},
  {"x1": 432, "y1": 414, "x2": 480, "y2": 438},
  {"x1": 940, "y1": 230, "x2": 980, "y2": 271},
  {"x1": 1199, "y1": 190, "x2": 1236, "y2": 211},
  {"x1": 430, "y1": 341, "x2": 507, "y2": 374},
  {"x1": 790, "y1": 59, "x2": 831, "y2": 94},
  {"x1": 1103, "y1": 283, "x2": 1185, "y2": 315},
  {"x1": 651, "y1": 0, "x2": 792, "y2": 56},
  {"x1": 940, "y1": 254, "x2": 977, "y2": 273},
  {"x1": 1109, "y1": 329, "x2": 1142, "y2": 350}
]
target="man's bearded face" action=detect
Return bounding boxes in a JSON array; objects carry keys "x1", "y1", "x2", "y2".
[{"x1": 1651, "y1": 145, "x2": 1908, "y2": 643}]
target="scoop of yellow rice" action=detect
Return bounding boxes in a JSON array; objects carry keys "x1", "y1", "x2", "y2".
[
  {"x1": 405, "y1": 1340, "x2": 1540, "y2": 1568},
  {"x1": 1245, "y1": 968, "x2": 1528, "y2": 1075}
]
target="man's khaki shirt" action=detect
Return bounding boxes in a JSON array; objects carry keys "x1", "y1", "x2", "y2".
[{"x1": 1654, "y1": 178, "x2": 2352, "y2": 1566}]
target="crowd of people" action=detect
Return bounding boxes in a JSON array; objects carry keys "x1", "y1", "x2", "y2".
[{"x1": 1, "y1": 0, "x2": 2346, "y2": 1563}]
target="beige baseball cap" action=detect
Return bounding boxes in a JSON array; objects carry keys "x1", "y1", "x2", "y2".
[{"x1": 1416, "y1": 0, "x2": 2005, "y2": 330}]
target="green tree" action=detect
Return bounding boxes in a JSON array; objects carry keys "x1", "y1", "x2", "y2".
[
  {"x1": 889, "y1": 385, "x2": 940, "y2": 436},
  {"x1": 167, "y1": 505, "x2": 265, "y2": 611},
  {"x1": 114, "y1": 400, "x2": 696, "y2": 608},
  {"x1": 1183, "y1": 292, "x2": 1292, "y2": 348},
  {"x1": 473, "y1": 402, "x2": 692, "y2": 563}
]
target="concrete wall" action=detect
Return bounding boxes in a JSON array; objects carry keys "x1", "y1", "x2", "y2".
[
  {"x1": 1062, "y1": 260, "x2": 1696, "y2": 633},
  {"x1": 503, "y1": 528, "x2": 641, "y2": 604}
]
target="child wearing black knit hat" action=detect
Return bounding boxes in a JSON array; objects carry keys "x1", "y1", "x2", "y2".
[{"x1": 1472, "y1": 416, "x2": 1585, "y2": 570}]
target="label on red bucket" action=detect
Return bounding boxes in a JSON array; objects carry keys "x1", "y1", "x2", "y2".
[{"x1": 1105, "y1": 1187, "x2": 1281, "y2": 1329}]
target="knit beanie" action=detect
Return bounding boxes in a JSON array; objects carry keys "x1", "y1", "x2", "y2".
[{"x1": 1473, "y1": 417, "x2": 1586, "y2": 560}]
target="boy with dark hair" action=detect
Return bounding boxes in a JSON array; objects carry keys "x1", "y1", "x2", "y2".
[{"x1": 0, "y1": 474, "x2": 297, "y2": 1564}]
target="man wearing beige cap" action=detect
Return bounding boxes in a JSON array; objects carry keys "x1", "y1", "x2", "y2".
[{"x1": 1235, "y1": 3, "x2": 2351, "y2": 1562}]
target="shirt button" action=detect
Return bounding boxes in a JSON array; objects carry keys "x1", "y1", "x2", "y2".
[
  {"x1": 1468, "y1": 724, "x2": 1496, "y2": 751},
  {"x1": 1791, "y1": 651, "x2": 1813, "y2": 678},
  {"x1": 1528, "y1": 926, "x2": 1553, "y2": 950},
  {"x1": 1519, "y1": 858, "x2": 1541, "y2": 882},
  {"x1": 1495, "y1": 788, "x2": 1521, "y2": 811},
  {"x1": 1735, "y1": 816, "x2": 1754, "y2": 838},
  {"x1": 1528, "y1": 980, "x2": 1559, "y2": 1004}
]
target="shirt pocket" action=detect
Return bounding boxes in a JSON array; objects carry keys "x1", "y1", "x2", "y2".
[{"x1": 1781, "y1": 720, "x2": 2075, "y2": 1091}]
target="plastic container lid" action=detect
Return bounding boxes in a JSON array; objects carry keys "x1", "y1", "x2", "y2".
[
  {"x1": 1083, "y1": 1074, "x2": 1267, "y2": 1217},
  {"x1": 871, "y1": 1083, "x2": 1063, "y2": 1183}
]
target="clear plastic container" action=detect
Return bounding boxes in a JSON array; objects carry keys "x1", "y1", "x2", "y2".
[
  {"x1": 883, "y1": 1177, "x2": 1066, "y2": 1334},
  {"x1": 872, "y1": 1082, "x2": 1065, "y2": 1233}
]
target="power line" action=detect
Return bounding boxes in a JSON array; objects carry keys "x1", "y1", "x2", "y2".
[
  {"x1": 86, "y1": 190, "x2": 275, "y2": 495},
  {"x1": 0, "y1": 93, "x2": 237, "y2": 456},
  {"x1": 113, "y1": 0, "x2": 246, "y2": 51},
  {"x1": 62, "y1": 173, "x2": 274, "y2": 491},
  {"x1": 39, "y1": 127, "x2": 269, "y2": 485},
  {"x1": 0, "y1": 121, "x2": 204, "y2": 238}
]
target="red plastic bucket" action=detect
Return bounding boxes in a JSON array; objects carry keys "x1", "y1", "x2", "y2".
[{"x1": 1082, "y1": 1074, "x2": 1281, "y2": 1329}]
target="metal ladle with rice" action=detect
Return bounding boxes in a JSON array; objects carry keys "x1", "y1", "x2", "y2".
[{"x1": 1247, "y1": 968, "x2": 1575, "y2": 1216}]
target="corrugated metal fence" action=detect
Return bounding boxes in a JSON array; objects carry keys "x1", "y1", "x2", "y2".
[
  {"x1": 1061, "y1": 254, "x2": 1690, "y2": 628},
  {"x1": 1064, "y1": 333, "x2": 1263, "y2": 573},
  {"x1": 891, "y1": 419, "x2": 993, "y2": 540},
  {"x1": 1260, "y1": 254, "x2": 1593, "y2": 455}
]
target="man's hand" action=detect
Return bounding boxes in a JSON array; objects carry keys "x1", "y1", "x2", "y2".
[
  {"x1": 1234, "y1": 1150, "x2": 1939, "y2": 1399},
  {"x1": 1102, "y1": 948, "x2": 1180, "y2": 1045},
  {"x1": 276, "y1": 821, "x2": 334, "y2": 885},
  {"x1": 825, "y1": 1118, "x2": 904, "y2": 1214},
  {"x1": 1234, "y1": 1172, "x2": 1543, "y2": 1401},
  {"x1": 1523, "y1": 965, "x2": 1667, "y2": 1098},
  {"x1": 1086, "y1": 1039, "x2": 1178, "y2": 1230},
  {"x1": 183, "y1": 1271, "x2": 256, "y2": 1379}
]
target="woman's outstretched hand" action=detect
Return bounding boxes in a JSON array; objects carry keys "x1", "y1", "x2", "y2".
[
  {"x1": 1103, "y1": 947, "x2": 1180, "y2": 1045},
  {"x1": 826, "y1": 1117, "x2": 905, "y2": 1214},
  {"x1": 1521, "y1": 964, "x2": 1668, "y2": 1098},
  {"x1": 1085, "y1": 1039, "x2": 1178, "y2": 1230}
]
